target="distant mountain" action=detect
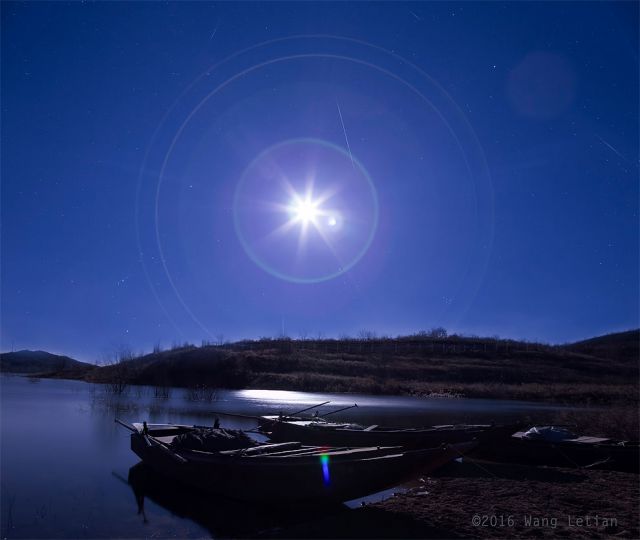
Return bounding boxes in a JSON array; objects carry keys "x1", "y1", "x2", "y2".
[
  {"x1": 0, "y1": 350, "x2": 95, "y2": 375},
  {"x1": 564, "y1": 329, "x2": 639, "y2": 361}
]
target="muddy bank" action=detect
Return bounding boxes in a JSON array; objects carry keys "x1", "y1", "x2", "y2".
[
  {"x1": 374, "y1": 460, "x2": 639, "y2": 539},
  {"x1": 262, "y1": 460, "x2": 639, "y2": 539}
]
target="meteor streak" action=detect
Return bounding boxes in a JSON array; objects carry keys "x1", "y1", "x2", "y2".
[
  {"x1": 595, "y1": 134, "x2": 625, "y2": 161},
  {"x1": 336, "y1": 101, "x2": 356, "y2": 170}
]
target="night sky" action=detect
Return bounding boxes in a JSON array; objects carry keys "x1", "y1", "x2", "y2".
[{"x1": 2, "y1": 2, "x2": 638, "y2": 361}]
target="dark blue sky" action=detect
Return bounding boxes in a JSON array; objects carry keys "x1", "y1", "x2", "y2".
[{"x1": 2, "y1": 2, "x2": 638, "y2": 361}]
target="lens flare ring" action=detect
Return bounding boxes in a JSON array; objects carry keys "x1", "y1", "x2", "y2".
[
  {"x1": 136, "y1": 34, "x2": 493, "y2": 336},
  {"x1": 320, "y1": 454, "x2": 331, "y2": 486}
]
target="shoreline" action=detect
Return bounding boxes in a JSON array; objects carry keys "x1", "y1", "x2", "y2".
[
  {"x1": 14, "y1": 371, "x2": 640, "y2": 411},
  {"x1": 8, "y1": 368, "x2": 639, "y2": 407},
  {"x1": 4, "y1": 372, "x2": 638, "y2": 440},
  {"x1": 257, "y1": 460, "x2": 640, "y2": 539}
]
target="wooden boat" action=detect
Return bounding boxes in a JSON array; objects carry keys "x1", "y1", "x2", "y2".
[
  {"x1": 473, "y1": 426, "x2": 640, "y2": 473},
  {"x1": 121, "y1": 421, "x2": 475, "y2": 502},
  {"x1": 259, "y1": 415, "x2": 517, "y2": 449}
]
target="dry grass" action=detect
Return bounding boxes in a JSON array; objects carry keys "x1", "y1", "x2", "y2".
[{"x1": 549, "y1": 406, "x2": 640, "y2": 440}]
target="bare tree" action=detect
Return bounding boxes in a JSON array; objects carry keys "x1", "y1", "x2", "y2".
[
  {"x1": 428, "y1": 327, "x2": 448, "y2": 339},
  {"x1": 102, "y1": 345, "x2": 135, "y2": 395},
  {"x1": 358, "y1": 329, "x2": 377, "y2": 341}
]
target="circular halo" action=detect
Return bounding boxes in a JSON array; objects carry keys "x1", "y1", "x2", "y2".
[
  {"x1": 233, "y1": 138, "x2": 379, "y2": 284},
  {"x1": 136, "y1": 34, "x2": 494, "y2": 336}
]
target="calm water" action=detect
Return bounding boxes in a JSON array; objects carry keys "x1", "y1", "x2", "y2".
[{"x1": 1, "y1": 375, "x2": 574, "y2": 538}]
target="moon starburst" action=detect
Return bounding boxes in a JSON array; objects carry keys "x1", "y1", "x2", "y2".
[
  {"x1": 233, "y1": 138, "x2": 378, "y2": 283},
  {"x1": 289, "y1": 194, "x2": 321, "y2": 226},
  {"x1": 278, "y1": 185, "x2": 337, "y2": 251}
]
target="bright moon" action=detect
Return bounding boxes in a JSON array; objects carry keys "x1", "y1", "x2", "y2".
[{"x1": 291, "y1": 198, "x2": 320, "y2": 224}]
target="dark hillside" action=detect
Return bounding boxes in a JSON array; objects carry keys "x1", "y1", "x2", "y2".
[
  {"x1": 86, "y1": 346, "x2": 247, "y2": 389},
  {"x1": 563, "y1": 329, "x2": 639, "y2": 361},
  {"x1": 0, "y1": 350, "x2": 95, "y2": 377},
  {"x1": 79, "y1": 330, "x2": 639, "y2": 404}
]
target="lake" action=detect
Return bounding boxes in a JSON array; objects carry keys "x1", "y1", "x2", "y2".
[{"x1": 0, "y1": 374, "x2": 575, "y2": 538}]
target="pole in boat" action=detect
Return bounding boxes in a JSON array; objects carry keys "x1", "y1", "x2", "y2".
[
  {"x1": 319, "y1": 403, "x2": 358, "y2": 417},
  {"x1": 289, "y1": 400, "x2": 331, "y2": 417},
  {"x1": 206, "y1": 410, "x2": 263, "y2": 421}
]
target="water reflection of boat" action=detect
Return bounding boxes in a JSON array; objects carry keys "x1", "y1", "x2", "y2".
[
  {"x1": 127, "y1": 462, "x2": 349, "y2": 538},
  {"x1": 259, "y1": 415, "x2": 517, "y2": 449},
  {"x1": 124, "y1": 422, "x2": 474, "y2": 502}
]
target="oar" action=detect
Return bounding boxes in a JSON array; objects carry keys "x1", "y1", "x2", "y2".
[
  {"x1": 289, "y1": 401, "x2": 331, "y2": 417},
  {"x1": 115, "y1": 418, "x2": 138, "y2": 432},
  {"x1": 207, "y1": 410, "x2": 263, "y2": 421},
  {"x1": 111, "y1": 471, "x2": 129, "y2": 486},
  {"x1": 147, "y1": 436, "x2": 188, "y2": 464},
  {"x1": 319, "y1": 403, "x2": 358, "y2": 418},
  {"x1": 115, "y1": 418, "x2": 186, "y2": 464}
]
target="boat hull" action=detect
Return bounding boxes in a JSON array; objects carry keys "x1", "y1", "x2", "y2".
[
  {"x1": 473, "y1": 433, "x2": 639, "y2": 473},
  {"x1": 130, "y1": 427, "x2": 471, "y2": 502},
  {"x1": 262, "y1": 418, "x2": 507, "y2": 449}
]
